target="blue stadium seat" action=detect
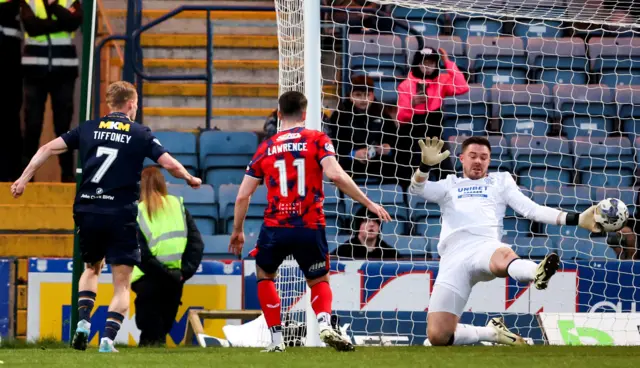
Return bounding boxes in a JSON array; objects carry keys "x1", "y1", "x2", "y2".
[
  {"x1": 502, "y1": 236, "x2": 555, "y2": 258},
  {"x1": 589, "y1": 38, "x2": 640, "y2": 87},
  {"x1": 408, "y1": 192, "x2": 441, "y2": 223},
  {"x1": 592, "y1": 187, "x2": 638, "y2": 217},
  {"x1": 452, "y1": 14, "x2": 504, "y2": 42},
  {"x1": 554, "y1": 84, "x2": 615, "y2": 139},
  {"x1": 512, "y1": 20, "x2": 563, "y2": 39},
  {"x1": 573, "y1": 136, "x2": 635, "y2": 187},
  {"x1": 240, "y1": 233, "x2": 259, "y2": 259},
  {"x1": 344, "y1": 185, "x2": 409, "y2": 236},
  {"x1": 442, "y1": 84, "x2": 488, "y2": 139},
  {"x1": 503, "y1": 208, "x2": 532, "y2": 238},
  {"x1": 384, "y1": 235, "x2": 428, "y2": 259},
  {"x1": 407, "y1": 35, "x2": 468, "y2": 73},
  {"x1": 167, "y1": 184, "x2": 217, "y2": 235},
  {"x1": 143, "y1": 131, "x2": 198, "y2": 184},
  {"x1": 202, "y1": 235, "x2": 236, "y2": 259},
  {"x1": 555, "y1": 237, "x2": 616, "y2": 260},
  {"x1": 615, "y1": 85, "x2": 640, "y2": 138},
  {"x1": 526, "y1": 38, "x2": 588, "y2": 88},
  {"x1": 426, "y1": 237, "x2": 440, "y2": 259},
  {"x1": 323, "y1": 182, "x2": 344, "y2": 235},
  {"x1": 510, "y1": 136, "x2": 572, "y2": 189},
  {"x1": 467, "y1": 37, "x2": 527, "y2": 88},
  {"x1": 448, "y1": 135, "x2": 513, "y2": 172},
  {"x1": 199, "y1": 131, "x2": 258, "y2": 190},
  {"x1": 492, "y1": 84, "x2": 552, "y2": 140},
  {"x1": 414, "y1": 217, "x2": 441, "y2": 240},
  {"x1": 348, "y1": 34, "x2": 406, "y2": 78},
  {"x1": 369, "y1": 75, "x2": 399, "y2": 104},
  {"x1": 532, "y1": 185, "x2": 592, "y2": 213},
  {"x1": 392, "y1": 6, "x2": 446, "y2": 36}
]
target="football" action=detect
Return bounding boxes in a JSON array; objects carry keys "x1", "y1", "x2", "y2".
[{"x1": 594, "y1": 198, "x2": 629, "y2": 232}]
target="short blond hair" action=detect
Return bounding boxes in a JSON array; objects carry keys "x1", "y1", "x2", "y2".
[{"x1": 106, "y1": 81, "x2": 137, "y2": 109}]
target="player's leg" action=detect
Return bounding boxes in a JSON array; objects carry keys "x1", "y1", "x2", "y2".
[
  {"x1": 254, "y1": 226, "x2": 288, "y2": 352},
  {"x1": 294, "y1": 228, "x2": 354, "y2": 352},
  {"x1": 489, "y1": 246, "x2": 560, "y2": 290}
]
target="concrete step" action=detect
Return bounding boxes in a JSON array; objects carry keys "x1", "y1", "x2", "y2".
[
  {"x1": 139, "y1": 33, "x2": 278, "y2": 48},
  {"x1": 145, "y1": 96, "x2": 277, "y2": 109},
  {"x1": 0, "y1": 205, "x2": 73, "y2": 231},
  {"x1": 0, "y1": 183, "x2": 75, "y2": 205},
  {"x1": 145, "y1": 115, "x2": 265, "y2": 132},
  {"x1": 101, "y1": 0, "x2": 275, "y2": 10},
  {"x1": 143, "y1": 83, "x2": 336, "y2": 97},
  {"x1": 0, "y1": 235, "x2": 73, "y2": 257},
  {"x1": 140, "y1": 48, "x2": 279, "y2": 60}
]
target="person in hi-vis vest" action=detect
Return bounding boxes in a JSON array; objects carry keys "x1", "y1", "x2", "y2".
[
  {"x1": 131, "y1": 167, "x2": 204, "y2": 347},
  {"x1": 21, "y1": 0, "x2": 82, "y2": 182}
]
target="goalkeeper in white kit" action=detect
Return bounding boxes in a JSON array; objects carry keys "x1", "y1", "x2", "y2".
[{"x1": 410, "y1": 136, "x2": 602, "y2": 346}]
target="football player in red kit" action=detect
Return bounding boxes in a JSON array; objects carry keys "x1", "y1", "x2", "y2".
[{"x1": 229, "y1": 91, "x2": 391, "y2": 352}]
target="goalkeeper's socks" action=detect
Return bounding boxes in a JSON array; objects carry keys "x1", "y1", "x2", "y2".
[
  {"x1": 310, "y1": 281, "x2": 332, "y2": 329},
  {"x1": 257, "y1": 279, "x2": 282, "y2": 330},
  {"x1": 78, "y1": 290, "x2": 96, "y2": 322},
  {"x1": 452, "y1": 324, "x2": 496, "y2": 345},
  {"x1": 269, "y1": 325, "x2": 283, "y2": 345},
  {"x1": 507, "y1": 259, "x2": 537, "y2": 283},
  {"x1": 104, "y1": 311, "x2": 125, "y2": 341}
]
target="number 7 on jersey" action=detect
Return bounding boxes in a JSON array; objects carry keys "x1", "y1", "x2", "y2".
[{"x1": 91, "y1": 147, "x2": 119, "y2": 183}]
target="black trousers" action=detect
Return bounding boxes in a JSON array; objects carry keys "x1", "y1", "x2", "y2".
[
  {"x1": 23, "y1": 74, "x2": 76, "y2": 181},
  {"x1": 0, "y1": 48, "x2": 23, "y2": 181},
  {"x1": 132, "y1": 275, "x2": 183, "y2": 347}
]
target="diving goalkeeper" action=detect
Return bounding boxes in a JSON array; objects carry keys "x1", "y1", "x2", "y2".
[{"x1": 410, "y1": 136, "x2": 602, "y2": 346}]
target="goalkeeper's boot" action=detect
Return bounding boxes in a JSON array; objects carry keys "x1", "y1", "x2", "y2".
[
  {"x1": 71, "y1": 320, "x2": 90, "y2": 351},
  {"x1": 98, "y1": 337, "x2": 119, "y2": 353},
  {"x1": 261, "y1": 342, "x2": 286, "y2": 353},
  {"x1": 488, "y1": 317, "x2": 527, "y2": 346},
  {"x1": 534, "y1": 253, "x2": 560, "y2": 290},
  {"x1": 320, "y1": 328, "x2": 355, "y2": 352}
]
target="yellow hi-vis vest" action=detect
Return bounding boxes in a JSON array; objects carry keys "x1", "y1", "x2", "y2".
[
  {"x1": 22, "y1": 0, "x2": 78, "y2": 68},
  {"x1": 131, "y1": 195, "x2": 188, "y2": 284}
]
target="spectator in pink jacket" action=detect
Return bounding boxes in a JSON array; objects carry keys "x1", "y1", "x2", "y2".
[{"x1": 395, "y1": 47, "x2": 469, "y2": 180}]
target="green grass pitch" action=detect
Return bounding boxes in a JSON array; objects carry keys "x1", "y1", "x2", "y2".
[{"x1": 1, "y1": 345, "x2": 640, "y2": 368}]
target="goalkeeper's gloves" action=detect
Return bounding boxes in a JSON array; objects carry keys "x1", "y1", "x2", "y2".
[
  {"x1": 565, "y1": 205, "x2": 602, "y2": 233},
  {"x1": 418, "y1": 137, "x2": 451, "y2": 168}
]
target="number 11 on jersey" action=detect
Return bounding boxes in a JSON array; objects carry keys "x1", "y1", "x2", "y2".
[{"x1": 274, "y1": 158, "x2": 305, "y2": 197}]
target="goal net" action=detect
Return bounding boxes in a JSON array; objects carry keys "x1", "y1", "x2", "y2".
[{"x1": 275, "y1": 0, "x2": 640, "y2": 346}]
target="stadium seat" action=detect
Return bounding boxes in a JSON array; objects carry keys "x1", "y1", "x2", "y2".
[
  {"x1": 512, "y1": 19, "x2": 563, "y2": 39},
  {"x1": 503, "y1": 208, "x2": 532, "y2": 238},
  {"x1": 615, "y1": 85, "x2": 640, "y2": 138},
  {"x1": 167, "y1": 184, "x2": 218, "y2": 235},
  {"x1": 323, "y1": 182, "x2": 345, "y2": 235},
  {"x1": 202, "y1": 235, "x2": 236, "y2": 259},
  {"x1": 143, "y1": 131, "x2": 198, "y2": 184},
  {"x1": 448, "y1": 135, "x2": 513, "y2": 172},
  {"x1": 532, "y1": 185, "x2": 592, "y2": 213},
  {"x1": 555, "y1": 237, "x2": 616, "y2": 260},
  {"x1": 426, "y1": 237, "x2": 440, "y2": 259},
  {"x1": 408, "y1": 192, "x2": 441, "y2": 223},
  {"x1": 392, "y1": 6, "x2": 446, "y2": 36},
  {"x1": 592, "y1": 187, "x2": 638, "y2": 217},
  {"x1": 442, "y1": 84, "x2": 488, "y2": 139},
  {"x1": 553, "y1": 84, "x2": 615, "y2": 139},
  {"x1": 542, "y1": 224, "x2": 601, "y2": 260},
  {"x1": 370, "y1": 75, "x2": 400, "y2": 104},
  {"x1": 573, "y1": 136, "x2": 635, "y2": 187},
  {"x1": 491, "y1": 84, "x2": 552, "y2": 140},
  {"x1": 452, "y1": 14, "x2": 504, "y2": 42},
  {"x1": 589, "y1": 37, "x2": 640, "y2": 87},
  {"x1": 407, "y1": 35, "x2": 468, "y2": 73},
  {"x1": 343, "y1": 185, "x2": 409, "y2": 236},
  {"x1": 348, "y1": 34, "x2": 406, "y2": 78},
  {"x1": 414, "y1": 217, "x2": 441, "y2": 240},
  {"x1": 502, "y1": 236, "x2": 555, "y2": 258},
  {"x1": 510, "y1": 136, "x2": 573, "y2": 189},
  {"x1": 467, "y1": 37, "x2": 527, "y2": 88},
  {"x1": 384, "y1": 235, "x2": 428, "y2": 259},
  {"x1": 526, "y1": 38, "x2": 588, "y2": 88},
  {"x1": 199, "y1": 131, "x2": 258, "y2": 191}
]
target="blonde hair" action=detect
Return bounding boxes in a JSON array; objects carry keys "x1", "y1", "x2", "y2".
[
  {"x1": 106, "y1": 81, "x2": 137, "y2": 110},
  {"x1": 140, "y1": 167, "x2": 168, "y2": 221}
]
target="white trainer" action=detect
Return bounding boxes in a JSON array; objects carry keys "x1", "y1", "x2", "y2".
[
  {"x1": 488, "y1": 317, "x2": 527, "y2": 346},
  {"x1": 261, "y1": 342, "x2": 286, "y2": 352},
  {"x1": 320, "y1": 328, "x2": 355, "y2": 352},
  {"x1": 98, "y1": 337, "x2": 119, "y2": 353}
]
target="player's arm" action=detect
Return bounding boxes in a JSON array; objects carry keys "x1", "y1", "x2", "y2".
[
  {"x1": 408, "y1": 137, "x2": 450, "y2": 203},
  {"x1": 156, "y1": 153, "x2": 201, "y2": 189},
  {"x1": 11, "y1": 137, "x2": 69, "y2": 198},
  {"x1": 228, "y1": 175, "x2": 261, "y2": 256},
  {"x1": 321, "y1": 156, "x2": 392, "y2": 222},
  {"x1": 504, "y1": 174, "x2": 601, "y2": 232}
]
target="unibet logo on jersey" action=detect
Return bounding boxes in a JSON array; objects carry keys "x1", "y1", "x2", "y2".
[{"x1": 98, "y1": 121, "x2": 130, "y2": 132}]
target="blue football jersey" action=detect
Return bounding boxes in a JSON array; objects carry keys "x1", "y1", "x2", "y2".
[{"x1": 61, "y1": 112, "x2": 167, "y2": 218}]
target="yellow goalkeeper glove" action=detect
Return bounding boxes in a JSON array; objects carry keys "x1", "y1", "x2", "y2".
[
  {"x1": 418, "y1": 137, "x2": 451, "y2": 166},
  {"x1": 578, "y1": 205, "x2": 603, "y2": 233}
]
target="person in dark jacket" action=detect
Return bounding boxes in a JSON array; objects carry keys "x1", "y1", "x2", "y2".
[
  {"x1": 131, "y1": 167, "x2": 204, "y2": 347},
  {"x1": 332, "y1": 207, "x2": 398, "y2": 260},
  {"x1": 330, "y1": 74, "x2": 399, "y2": 184}
]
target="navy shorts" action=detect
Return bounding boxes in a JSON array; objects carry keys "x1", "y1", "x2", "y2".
[
  {"x1": 73, "y1": 213, "x2": 141, "y2": 266},
  {"x1": 254, "y1": 224, "x2": 329, "y2": 280}
]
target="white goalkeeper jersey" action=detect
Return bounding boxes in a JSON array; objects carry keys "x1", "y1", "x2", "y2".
[{"x1": 410, "y1": 171, "x2": 561, "y2": 248}]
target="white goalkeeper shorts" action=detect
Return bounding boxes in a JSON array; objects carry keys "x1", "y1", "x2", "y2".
[{"x1": 429, "y1": 232, "x2": 511, "y2": 317}]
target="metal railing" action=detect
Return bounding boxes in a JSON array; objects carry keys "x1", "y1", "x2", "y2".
[{"x1": 92, "y1": 4, "x2": 422, "y2": 129}]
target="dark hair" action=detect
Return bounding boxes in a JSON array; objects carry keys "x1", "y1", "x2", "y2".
[
  {"x1": 410, "y1": 47, "x2": 441, "y2": 80},
  {"x1": 462, "y1": 136, "x2": 492, "y2": 153},
  {"x1": 278, "y1": 91, "x2": 308, "y2": 120},
  {"x1": 350, "y1": 75, "x2": 375, "y2": 95},
  {"x1": 352, "y1": 206, "x2": 381, "y2": 232}
]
